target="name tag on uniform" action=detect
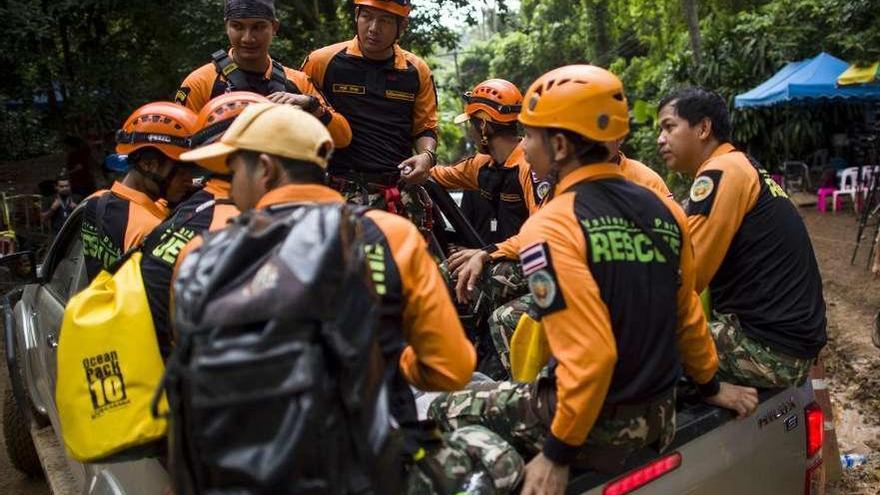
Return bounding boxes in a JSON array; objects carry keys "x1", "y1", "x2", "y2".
[
  {"x1": 500, "y1": 193, "x2": 523, "y2": 203},
  {"x1": 385, "y1": 90, "x2": 416, "y2": 102},
  {"x1": 333, "y1": 84, "x2": 366, "y2": 95}
]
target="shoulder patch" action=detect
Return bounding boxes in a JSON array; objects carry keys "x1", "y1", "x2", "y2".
[
  {"x1": 520, "y1": 242, "x2": 566, "y2": 316},
  {"x1": 174, "y1": 87, "x2": 191, "y2": 105},
  {"x1": 686, "y1": 170, "x2": 723, "y2": 216}
]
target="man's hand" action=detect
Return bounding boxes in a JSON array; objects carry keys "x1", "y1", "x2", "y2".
[
  {"x1": 398, "y1": 152, "x2": 433, "y2": 185},
  {"x1": 447, "y1": 248, "x2": 482, "y2": 273},
  {"x1": 521, "y1": 453, "x2": 569, "y2": 495},
  {"x1": 454, "y1": 251, "x2": 490, "y2": 304},
  {"x1": 50, "y1": 198, "x2": 61, "y2": 211},
  {"x1": 705, "y1": 382, "x2": 759, "y2": 418},
  {"x1": 266, "y1": 92, "x2": 323, "y2": 116}
]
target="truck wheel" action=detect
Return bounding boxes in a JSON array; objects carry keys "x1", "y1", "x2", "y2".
[{"x1": 3, "y1": 388, "x2": 43, "y2": 478}]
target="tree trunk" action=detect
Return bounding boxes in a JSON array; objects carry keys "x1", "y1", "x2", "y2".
[
  {"x1": 682, "y1": 0, "x2": 702, "y2": 65},
  {"x1": 588, "y1": 0, "x2": 610, "y2": 66}
]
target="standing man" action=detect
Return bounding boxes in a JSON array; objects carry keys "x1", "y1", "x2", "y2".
[
  {"x1": 429, "y1": 66, "x2": 757, "y2": 494},
  {"x1": 177, "y1": 103, "x2": 523, "y2": 493},
  {"x1": 175, "y1": 0, "x2": 351, "y2": 148},
  {"x1": 301, "y1": 0, "x2": 439, "y2": 229},
  {"x1": 41, "y1": 175, "x2": 79, "y2": 236},
  {"x1": 657, "y1": 87, "x2": 827, "y2": 388},
  {"x1": 81, "y1": 102, "x2": 197, "y2": 280}
]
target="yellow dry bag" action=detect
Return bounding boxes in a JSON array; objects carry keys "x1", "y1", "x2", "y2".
[
  {"x1": 56, "y1": 252, "x2": 168, "y2": 462},
  {"x1": 509, "y1": 313, "x2": 551, "y2": 382}
]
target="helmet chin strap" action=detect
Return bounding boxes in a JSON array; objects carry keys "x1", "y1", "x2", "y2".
[{"x1": 134, "y1": 164, "x2": 176, "y2": 199}]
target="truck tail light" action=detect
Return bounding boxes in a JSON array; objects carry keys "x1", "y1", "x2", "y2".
[
  {"x1": 804, "y1": 401, "x2": 824, "y2": 495},
  {"x1": 805, "y1": 402, "x2": 824, "y2": 458},
  {"x1": 603, "y1": 452, "x2": 681, "y2": 495}
]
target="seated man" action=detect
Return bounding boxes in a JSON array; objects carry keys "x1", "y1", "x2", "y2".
[
  {"x1": 657, "y1": 87, "x2": 827, "y2": 388},
  {"x1": 81, "y1": 102, "x2": 197, "y2": 280},
  {"x1": 178, "y1": 102, "x2": 523, "y2": 493},
  {"x1": 430, "y1": 66, "x2": 758, "y2": 494}
]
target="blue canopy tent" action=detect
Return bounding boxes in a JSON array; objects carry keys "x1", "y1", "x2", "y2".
[{"x1": 734, "y1": 52, "x2": 880, "y2": 108}]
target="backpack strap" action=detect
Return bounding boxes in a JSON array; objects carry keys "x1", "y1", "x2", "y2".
[
  {"x1": 211, "y1": 50, "x2": 251, "y2": 92},
  {"x1": 269, "y1": 59, "x2": 297, "y2": 94}
]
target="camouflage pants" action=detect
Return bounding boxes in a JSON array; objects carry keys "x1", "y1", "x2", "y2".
[
  {"x1": 489, "y1": 293, "x2": 534, "y2": 373},
  {"x1": 710, "y1": 312, "x2": 813, "y2": 388},
  {"x1": 406, "y1": 425, "x2": 523, "y2": 494},
  {"x1": 427, "y1": 378, "x2": 675, "y2": 473},
  {"x1": 332, "y1": 175, "x2": 430, "y2": 231}
]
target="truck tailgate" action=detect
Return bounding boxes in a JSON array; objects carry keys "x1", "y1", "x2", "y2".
[{"x1": 572, "y1": 384, "x2": 813, "y2": 494}]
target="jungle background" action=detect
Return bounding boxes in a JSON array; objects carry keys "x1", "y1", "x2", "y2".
[{"x1": 2, "y1": 0, "x2": 880, "y2": 193}]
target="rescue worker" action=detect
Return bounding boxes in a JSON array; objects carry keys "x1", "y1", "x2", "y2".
[
  {"x1": 432, "y1": 79, "x2": 541, "y2": 245},
  {"x1": 300, "y1": 0, "x2": 439, "y2": 230},
  {"x1": 81, "y1": 102, "x2": 198, "y2": 280},
  {"x1": 175, "y1": 0, "x2": 351, "y2": 148},
  {"x1": 429, "y1": 66, "x2": 759, "y2": 494},
  {"x1": 450, "y1": 140, "x2": 674, "y2": 373},
  {"x1": 177, "y1": 102, "x2": 523, "y2": 493},
  {"x1": 140, "y1": 92, "x2": 266, "y2": 357},
  {"x1": 657, "y1": 87, "x2": 827, "y2": 388}
]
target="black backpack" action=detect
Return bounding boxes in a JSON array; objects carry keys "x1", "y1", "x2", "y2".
[{"x1": 160, "y1": 202, "x2": 402, "y2": 495}]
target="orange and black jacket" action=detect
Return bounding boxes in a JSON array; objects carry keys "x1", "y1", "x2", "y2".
[
  {"x1": 686, "y1": 143, "x2": 826, "y2": 358},
  {"x1": 517, "y1": 164, "x2": 718, "y2": 465},
  {"x1": 490, "y1": 153, "x2": 672, "y2": 261},
  {"x1": 81, "y1": 181, "x2": 169, "y2": 280},
  {"x1": 301, "y1": 38, "x2": 439, "y2": 175},
  {"x1": 141, "y1": 179, "x2": 239, "y2": 357},
  {"x1": 431, "y1": 143, "x2": 545, "y2": 245},
  {"x1": 176, "y1": 49, "x2": 351, "y2": 148},
  {"x1": 176, "y1": 184, "x2": 474, "y2": 424}
]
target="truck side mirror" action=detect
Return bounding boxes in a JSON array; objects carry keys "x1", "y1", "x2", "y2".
[{"x1": 0, "y1": 251, "x2": 40, "y2": 287}]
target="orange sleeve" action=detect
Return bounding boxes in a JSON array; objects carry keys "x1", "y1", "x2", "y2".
[
  {"x1": 300, "y1": 45, "x2": 339, "y2": 89},
  {"x1": 123, "y1": 203, "x2": 166, "y2": 251},
  {"x1": 687, "y1": 157, "x2": 760, "y2": 293},
  {"x1": 367, "y1": 211, "x2": 475, "y2": 391},
  {"x1": 176, "y1": 63, "x2": 215, "y2": 112},
  {"x1": 286, "y1": 68, "x2": 352, "y2": 149},
  {"x1": 662, "y1": 196, "x2": 718, "y2": 385},
  {"x1": 490, "y1": 234, "x2": 522, "y2": 260},
  {"x1": 410, "y1": 57, "x2": 439, "y2": 138},
  {"x1": 518, "y1": 194, "x2": 617, "y2": 449},
  {"x1": 430, "y1": 154, "x2": 488, "y2": 190}
]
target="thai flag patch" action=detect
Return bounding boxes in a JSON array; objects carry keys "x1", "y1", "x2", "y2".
[{"x1": 520, "y1": 242, "x2": 549, "y2": 276}]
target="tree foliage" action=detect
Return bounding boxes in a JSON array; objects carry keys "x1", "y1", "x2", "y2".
[
  {"x1": 0, "y1": 0, "x2": 474, "y2": 158},
  {"x1": 437, "y1": 0, "x2": 880, "y2": 196}
]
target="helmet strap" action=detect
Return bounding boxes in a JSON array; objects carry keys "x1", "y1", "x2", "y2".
[{"x1": 133, "y1": 163, "x2": 175, "y2": 199}]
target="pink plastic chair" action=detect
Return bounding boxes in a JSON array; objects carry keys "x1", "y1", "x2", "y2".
[{"x1": 817, "y1": 186, "x2": 840, "y2": 212}]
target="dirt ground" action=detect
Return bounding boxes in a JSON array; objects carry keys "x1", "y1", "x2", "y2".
[
  {"x1": 806, "y1": 207, "x2": 880, "y2": 494},
  {"x1": 1, "y1": 157, "x2": 880, "y2": 493}
]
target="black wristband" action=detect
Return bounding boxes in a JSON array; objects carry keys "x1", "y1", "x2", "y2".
[
  {"x1": 481, "y1": 244, "x2": 499, "y2": 254},
  {"x1": 303, "y1": 95, "x2": 320, "y2": 114},
  {"x1": 697, "y1": 375, "x2": 721, "y2": 398},
  {"x1": 318, "y1": 108, "x2": 332, "y2": 125},
  {"x1": 542, "y1": 434, "x2": 580, "y2": 465}
]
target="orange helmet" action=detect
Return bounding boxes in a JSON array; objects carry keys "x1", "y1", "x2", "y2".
[
  {"x1": 191, "y1": 92, "x2": 270, "y2": 173},
  {"x1": 519, "y1": 65, "x2": 629, "y2": 142},
  {"x1": 354, "y1": 0, "x2": 411, "y2": 18},
  {"x1": 116, "y1": 102, "x2": 198, "y2": 160},
  {"x1": 454, "y1": 79, "x2": 523, "y2": 125}
]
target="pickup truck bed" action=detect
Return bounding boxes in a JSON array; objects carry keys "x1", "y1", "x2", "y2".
[{"x1": 571, "y1": 385, "x2": 817, "y2": 494}]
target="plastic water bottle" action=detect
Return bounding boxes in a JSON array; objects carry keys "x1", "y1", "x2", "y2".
[
  {"x1": 458, "y1": 470, "x2": 496, "y2": 494},
  {"x1": 840, "y1": 453, "x2": 868, "y2": 469}
]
